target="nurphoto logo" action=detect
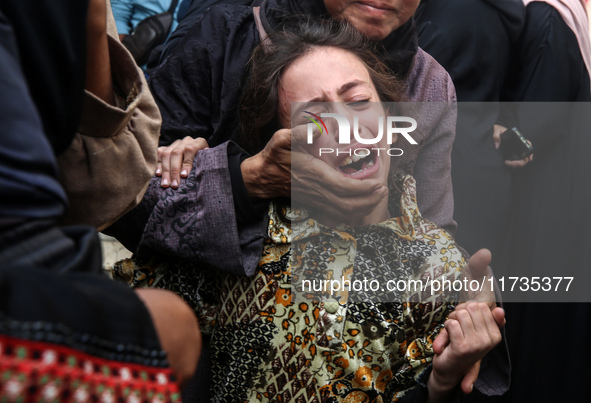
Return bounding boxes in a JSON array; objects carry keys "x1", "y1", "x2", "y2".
[{"x1": 303, "y1": 111, "x2": 418, "y2": 157}]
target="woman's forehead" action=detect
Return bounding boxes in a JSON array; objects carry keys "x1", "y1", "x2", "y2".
[{"x1": 280, "y1": 47, "x2": 373, "y2": 100}]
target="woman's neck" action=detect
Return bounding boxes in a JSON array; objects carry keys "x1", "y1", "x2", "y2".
[{"x1": 316, "y1": 197, "x2": 390, "y2": 228}]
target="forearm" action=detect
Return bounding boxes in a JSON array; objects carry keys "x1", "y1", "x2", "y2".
[{"x1": 85, "y1": 0, "x2": 114, "y2": 104}]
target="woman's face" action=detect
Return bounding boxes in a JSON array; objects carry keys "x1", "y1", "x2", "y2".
[
  {"x1": 278, "y1": 47, "x2": 392, "y2": 188},
  {"x1": 323, "y1": 0, "x2": 420, "y2": 41}
]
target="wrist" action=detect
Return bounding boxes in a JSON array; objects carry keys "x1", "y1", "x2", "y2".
[
  {"x1": 241, "y1": 154, "x2": 269, "y2": 199},
  {"x1": 426, "y1": 368, "x2": 461, "y2": 403}
]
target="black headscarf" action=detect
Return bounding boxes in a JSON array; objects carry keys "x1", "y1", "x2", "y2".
[{"x1": 262, "y1": 0, "x2": 418, "y2": 77}]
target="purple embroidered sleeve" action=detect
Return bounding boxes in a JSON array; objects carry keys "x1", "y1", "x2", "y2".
[
  {"x1": 136, "y1": 142, "x2": 266, "y2": 276},
  {"x1": 398, "y1": 48, "x2": 458, "y2": 234}
]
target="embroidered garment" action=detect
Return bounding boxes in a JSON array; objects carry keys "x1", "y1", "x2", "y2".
[
  {"x1": 114, "y1": 175, "x2": 466, "y2": 402},
  {"x1": 0, "y1": 333, "x2": 179, "y2": 403}
]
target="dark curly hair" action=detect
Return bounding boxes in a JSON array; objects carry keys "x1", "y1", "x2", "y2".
[{"x1": 238, "y1": 17, "x2": 404, "y2": 155}]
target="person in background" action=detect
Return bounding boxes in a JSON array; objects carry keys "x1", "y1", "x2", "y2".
[
  {"x1": 147, "y1": 0, "x2": 258, "y2": 68},
  {"x1": 111, "y1": 0, "x2": 183, "y2": 42},
  {"x1": 111, "y1": 0, "x2": 186, "y2": 68},
  {"x1": 414, "y1": 0, "x2": 527, "y2": 263},
  {"x1": 0, "y1": 0, "x2": 200, "y2": 399},
  {"x1": 492, "y1": 1, "x2": 591, "y2": 401}
]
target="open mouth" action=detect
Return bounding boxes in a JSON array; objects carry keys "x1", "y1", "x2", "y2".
[{"x1": 338, "y1": 150, "x2": 377, "y2": 176}]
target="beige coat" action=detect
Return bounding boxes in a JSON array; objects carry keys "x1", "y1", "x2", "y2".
[{"x1": 58, "y1": 4, "x2": 160, "y2": 231}]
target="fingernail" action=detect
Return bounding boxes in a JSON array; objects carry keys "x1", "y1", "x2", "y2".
[
  {"x1": 162, "y1": 178, "x2": 169, "y2": 186},
  {"x1": 155, "y1": 168, "x2": 161, "y2": 175},
  {"x1": 181, "y1": 170, "x2": 188, "y2": 177},
  {"x1": 470, "y1": 384, "x2": 474, "y2": 393},
  {"x1": 172, "y1": 180, "x2": 178, "y2": 188}
]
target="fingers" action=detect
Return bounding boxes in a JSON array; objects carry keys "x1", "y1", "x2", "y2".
[
  {"x1": 280, "y1": 125, "x2": 389, "y2": 219},
  {"x1": 461, "y1": 360, "x2": 481, "y2": 394},
  {"x1": 444, "y1": 316, "x2": 466, "y2": 342},
  {"x1": 505, "y1": 139, "x2": 534, "y2": 168},
  {"x1": 168, "y1": 145, "x2": 185, "y2": 188},
  {"x1": 157, "y1": 137, "x2": 209, "y2": 188},
  {"x1": 291, "y1": 123, "x2": 321, "y2": 148},
  {"x1": 505, "y1": 152, "x2": 533, "y2": 169},
  {"x1": 492, "y1": 306, "x2": 506, "y2": 329},
  {"x1": 158, "y1": 145, "x2": 172, "y2": 188},
  {"x1": 432, "y1": 328, "x2": 450, "y2": 355},
  {"x1": 295, "y1": 158, "x2": 386, "y2": 199},
  {"x1": 296, "y1": 189, "x2": 388, "y2": 222},
  {"x1": 292, "y1": 162, "x2": 388, "y2": 219},
  {"x1": 492, "y1": 124, "x2": 508, "y2": 150},
  {"x1": 291, "y1": 146, "x2": 388, "y2": 219},
  {"x1": 493, "y1": 125, "x2": 534, "y2": 168},
  {"x1": 432, "y1": 303, "x2": 503, "y2": 396},
  {"x1": 181, "y1": 139, "x2": 208, "y2": 177},
  {"x1": 293, "y1": 184, "x2": 388, "y2": 220},
  {"x1": 465, "y1": 249, "x2": 492, "y2": 278},
  {"x1": 459, "y1": 249, "x2": 495, "y2": 305},
  {"x1": 447, "y1": 302, "x2": 502, "y2": 352}
]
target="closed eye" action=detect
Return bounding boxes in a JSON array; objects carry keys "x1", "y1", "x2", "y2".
[{"x1": 347, "y1": 100, "x2": 371, "y2": 109}]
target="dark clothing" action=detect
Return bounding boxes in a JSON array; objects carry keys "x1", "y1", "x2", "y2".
[
  {"x1": 0, "y1": 0, "x2": 87, "y2": 156},
  {"x1": 149, "y1": 3, "x2": 257, "y2": 147},
  {"x1": 505, "y1": 2, "x2": 590, "y2": 104},
  {"x1": 502, "y1": 2, "x2": 591, "y2": 272},
  {"x1": 464, "y1": 3, "x2": 591, "y2": 402},
  {"x1": 415, "y1": 0, "x2": 525, "y2": 261},
  {"x1": 148, "y1": 0, "x2": 257, "y2": 69},
  {"x1": 498, "y1": 5, "x2": 591, "y2": 402},
  {"x1": 0, "y1": 11, "x2": 67, "y2": 226},
  {"x1": 416, "y1": 0, "x2": 524, "y2": 101},
  {"x1": 0, "y1": 0, "x2": 169, "y2": 390}
]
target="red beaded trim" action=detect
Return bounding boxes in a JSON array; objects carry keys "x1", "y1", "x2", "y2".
[{"x1": 0, "y1": 335, "x2": 181, "y2": 402}]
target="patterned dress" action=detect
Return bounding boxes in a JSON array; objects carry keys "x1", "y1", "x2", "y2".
[{"x1": 114, "y1": 175, "x2": 466, "y2": 402}]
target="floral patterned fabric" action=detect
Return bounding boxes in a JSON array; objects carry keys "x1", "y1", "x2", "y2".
[{"x1": 114, "y1": 174, "x2": 466, "y2": 402}]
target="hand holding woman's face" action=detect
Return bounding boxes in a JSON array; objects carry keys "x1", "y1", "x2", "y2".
[{"x1": 278, "y1": 47, "x2": 392, "y2": 190}]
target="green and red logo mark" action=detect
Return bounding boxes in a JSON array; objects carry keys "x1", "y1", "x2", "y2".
[{"x1": 303, "y1": 111, "x2": 328, "y2": 135}]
